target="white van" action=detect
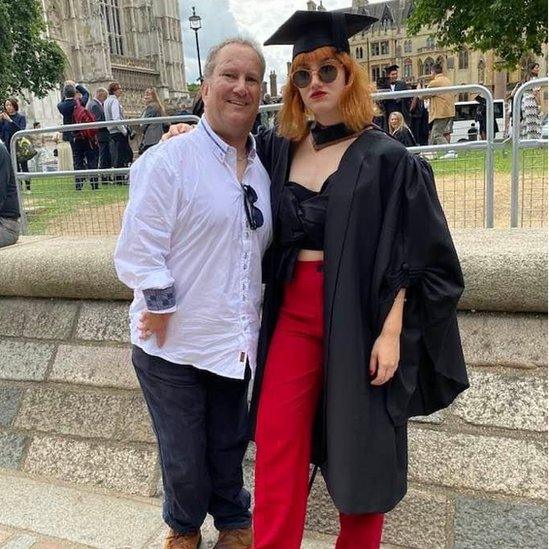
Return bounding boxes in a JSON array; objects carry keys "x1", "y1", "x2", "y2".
[{"x1": 451, "y1": 99, "x2": 505, "y2": 142}]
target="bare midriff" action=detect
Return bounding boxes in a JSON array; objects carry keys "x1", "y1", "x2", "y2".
[{"x1": 298, "y1": 249, "x2": 324, "y2": 261}]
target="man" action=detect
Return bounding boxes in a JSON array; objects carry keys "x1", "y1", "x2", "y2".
[
  {"x1": 379, "y1": 64, "x2": 411, "y2": 127},
  {"x1": 57, "y1": 82, "x2": 98, "y2": 190},
  {"x1": 114, "y1": 38, "x2": 272, "y2": 549},
  {"x1": 426, "y1": 63, "x2": 455, "y2": 145},
  {"x1": 104, "y1": 82, "x2": 132, "y2": 182},
  {"x1": 0, "y1": 141, "x2": 20, "y2": 248},
  {"x1": 87, "y1": 87, "x2": 112, "y2": 184}
]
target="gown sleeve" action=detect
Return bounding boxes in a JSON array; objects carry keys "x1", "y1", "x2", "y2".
[{"x1": 378, "y1": 152, "x2": 469, "y2": 425}]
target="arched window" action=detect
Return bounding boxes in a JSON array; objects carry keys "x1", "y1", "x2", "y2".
[
  {"x1": 404, "y1": 58, "x2": 413, "y2": 78},
  {"x1": 458, "y1": 48, "x2": 469, "y2": 70},
  {"x1": 100, "y1": 0, "x2": 124, "y2": 55},
  {"x1": 424, "y1": 57, "x2": 435, "y2": 75},
  {"x1": 426, "y1": 36, "x2": 435, "y2": 49},
  {"x1": 477, "y1": 59, "x2": 486, "y2": 83},
  {"x1": 360, "y1": 47, "x2": 364, "y2": 59},
  {"x1": 417, "y1": 58, "x2": 424, "y2": 75},
  {"x1": 356, "y1": 47, "x2": 360, "y2": 59}
]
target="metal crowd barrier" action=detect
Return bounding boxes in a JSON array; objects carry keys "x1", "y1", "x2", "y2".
[
  {"x1": 510, "y1": 77, "x2": 548, "y2": 228},
  {"x1": 10, "y1": 115, "x2": 200, "y2": 234},
  {"x1": 263, "y1": 84, "x2": 496, "y2": 228}
]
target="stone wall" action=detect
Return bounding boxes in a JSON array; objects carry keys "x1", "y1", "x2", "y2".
[{"x1": 0, "y1": 232, "x2": 547, "y2": 548}]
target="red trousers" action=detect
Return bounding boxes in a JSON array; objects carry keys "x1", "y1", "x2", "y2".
[{"x1": 254, "y1": 261, "x2": 384, "y2": 548}]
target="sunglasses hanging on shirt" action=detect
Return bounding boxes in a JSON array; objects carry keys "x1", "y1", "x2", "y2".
[{"x1": 242, "y1": 184, "x2": 264, "y2": 230}]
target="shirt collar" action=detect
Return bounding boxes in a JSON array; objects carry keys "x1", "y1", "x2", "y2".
[{"x1": 198, "y1": 116, "x2": 257, "y2": 164}]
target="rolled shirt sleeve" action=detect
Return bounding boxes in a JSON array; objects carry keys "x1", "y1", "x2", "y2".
[{"x1": 114, "y1": 149, "x2": 181, "y2": 313}]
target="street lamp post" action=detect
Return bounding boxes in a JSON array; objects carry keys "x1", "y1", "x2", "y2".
[{"x1": 189, "y1": 6, "x2": 203, "y2": 82}]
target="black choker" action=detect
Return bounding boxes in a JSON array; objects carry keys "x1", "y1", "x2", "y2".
[{"x1": 309, "y1": 121, "x2": 363, "y2": 150}]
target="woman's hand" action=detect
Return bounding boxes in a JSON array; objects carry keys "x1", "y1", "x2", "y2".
[
  {"x1": 138, "y1": 311, "x2": 173, "y2": 348},
  {"x1": 0, "y1": 111, "x2": 11, "y2": 122},
  {"x1": 369, "y1": 330, "x2": 400, "y2": 386},
  {"x1": 162, "y1": 123, "x2": 194, "y2": 141}
]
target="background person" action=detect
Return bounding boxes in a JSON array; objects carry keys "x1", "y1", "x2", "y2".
[
  {"x1": 0, "y1": 141, "x2": 20, "y2": 248},
  {"x1": 57, "y1": 83, "x2": 98, "y2": 190},
  {"x1": 0, "y1": 97, "x2": 30, "y2": 192},
  {"x1": 139, "y1": 87, "x2": 165, "y2": 155},
  {"x1": 30, "y1": 122, "x2": 46, "y2": 173},
  {"x1": 425, "y1": 63, "x2": 455, "y2": 145},
  {"x1": 409, "y1": 81, "x2": 430, "y2": 145},
  {"x1": 520, "y1": 62, "x2": 543, "y2": 140},
  {"x1": 379, "y1": 64, "x2": 411, "y2": 128},
  {"x1": 87, "y1": 87, "x2": 112, "y2": 184},
  {"x1": 104, "y1": 82, "x2": 132, "y2": 183},
  {"x1": 389, "y1": 111, "x2": 417, "y2": 147}
]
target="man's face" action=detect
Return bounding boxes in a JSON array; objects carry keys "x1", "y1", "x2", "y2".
[
  {"x1": 202, "y1": 44, "x2": 262, "y2": 141},
  {"x1": 98, "y1": 92, "x2": 108, "y2": 102},
  {"x1": 388, "y1": 70, "x2": 398, "y2": 83},
  {"x1": 115, "y1": 86, "x2": 123, "y2": 97}
]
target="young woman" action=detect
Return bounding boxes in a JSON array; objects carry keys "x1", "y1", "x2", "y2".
[
  {"x1": 519, "y1": 62, "x2": 543, "y2": 140},
  {"x1": 0, "y1": 97, "x2": 30, "y2": 192},
  {"x1": 162, "y1": 12, "x2": 468, "y2": 548},
  {"x1": 388, "y1": 111, "x2": 417, "y2": 147},
  {"x1": 250, "y1": 10, "x2": 468, "y2": 549},
  {"x1": 139, "y1": 87, "x2": 166, "y2": 155}
]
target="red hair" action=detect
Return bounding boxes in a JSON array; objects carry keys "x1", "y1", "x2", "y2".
[{"x1": 277, "y1": 46, "x2": 374, "y2": 142}]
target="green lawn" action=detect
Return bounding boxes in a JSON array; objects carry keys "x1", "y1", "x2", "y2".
[
  {"x1": 430, "y1": 145, "x2": 547, "y2": 176},
  {"x1": 21, "y1": 176, "x2": 128, "y2": 235}
]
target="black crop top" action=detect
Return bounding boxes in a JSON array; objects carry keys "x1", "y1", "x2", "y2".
[{"x1": 276, "y1": 176, "x2": 333, "y2": 281}]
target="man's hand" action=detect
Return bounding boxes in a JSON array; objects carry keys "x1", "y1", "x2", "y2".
[
  {"x1": 138, "y1": 311, "x2": 173, "y2": 348},
  {"x1": 162, "y1": 123, "x2": 194, "y2": 142},
  {"x1": 369, "y1": 331, "x2": 400, "y2": 386}
]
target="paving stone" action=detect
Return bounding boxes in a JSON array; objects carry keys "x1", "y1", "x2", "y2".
[
  {"x1": 383, "y1": 488, "x2": 448, "y2": 549},
  {"x1": 24, "y1": 435, "x2": 158, "y2": 496},
  {"x1": 451, "y1": 370, "x2": 547, "y2": 431},
  {"x1": 410, "y1": 410, "x2": 445, "y2": 425},
  {"x1": 75, "y1": 301, "x2": 130, "y2": 343},
  {"x1": 15, "y1": 387, "x2": 124, "y2": 439},
  {"x1": 115, "y1": 394, "x2": 156, "y2": 443},
  {"x1": 3, "y1": 534, "x2": 37, "y2": 549},
  {"x1": 0, "y1": 298, "x2": 78, "y2": 340},
  {"x1": 0, "y1": 386, "x2": 23, "y2": 427},
  {"x1": 458, "y1": 312, "x2": 547, "y2": 368},
  {"x1": 409, "y1": 428, "x2": 547, "y2": 499},
  {"x1": 0, "y1": 526, "x2": 15, "y2": 543},
  {"x1": 0, "y1": 340, "x2": 55, "y2": 382},
  {"x1": 0, "y1": 472, "x2": 163, "y2": 547},
  {"x1": 49, "y1": 344, "x2": 138, "y2": 389},
  {"x1": 0, "y1": 433, "x2": 27, "y2": 469},
  {"x1": 454, "y1": 497, "x2": 548, "y2": 549}
]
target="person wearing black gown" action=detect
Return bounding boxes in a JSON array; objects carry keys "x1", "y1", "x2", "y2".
[
  {"x1": 388, "y1": 111, "x2": 417, "y2": 147},
  {"x1": 164, "y1": 11, "x2": 469, "y2": 549},
  {"x1": 250, "y1": 10, "x2": 469, "y2": 549}
]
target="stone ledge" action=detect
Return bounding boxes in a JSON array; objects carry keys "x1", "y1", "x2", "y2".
[{"x1": 0, "y1": 230, "x2": 546, "y2": 311}]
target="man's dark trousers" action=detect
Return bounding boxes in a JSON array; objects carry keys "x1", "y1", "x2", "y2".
[
  {"x1": 132, "y1": 345, "x2": 252, "y2": 534},
  {"x1": 98, "y1": 139, "x2": 112, "y2": 184},
  {"x1": 70, "y1": 138, "x2": 99, "y2": 190}
]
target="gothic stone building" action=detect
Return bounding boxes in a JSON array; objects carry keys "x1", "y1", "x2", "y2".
[{"x1": 28, "y1": 0, "x2": 187, "y2": 127}]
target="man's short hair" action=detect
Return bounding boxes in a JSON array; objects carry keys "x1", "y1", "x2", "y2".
[
  {"x1": 203, "y1": 37, "x2": 266, "y2": 81},
  {"x1": 63, "y1": 84, "x2": 76, "y2": 98},
  {"x1": 108, "y1": 82, "x2": 120, "y2": 95},
  {"x1": 433, "y1": 63, "x2": 443, "y2": 74},
  {"x1": 95, "y1": 87, "x2": 108, "y2": 98}
]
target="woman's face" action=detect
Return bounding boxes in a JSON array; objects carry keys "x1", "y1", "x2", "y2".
[
  {"x1": 294, "y1": 53, "x2": 347, "y2": 121},
  {"x1": 144, "y1": 89, "x2": 153, "y2": 103},
  {"x1": 4, "y1": 101, "x2": 15, "y2": 115},
  {"x1": 389, "y1": 113, "x2": 399, "y2": 129},
  {"x1": 531, "y1": 64, "x2": 540, "y2": 77}
]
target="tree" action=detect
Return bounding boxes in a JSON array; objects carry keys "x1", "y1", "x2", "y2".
[
  {"x1": 0, "y1": 0, "x2": 66, "y2": 99},
  {"x1": 407, "y1": 0, "x2": 548, "y2": 69}
]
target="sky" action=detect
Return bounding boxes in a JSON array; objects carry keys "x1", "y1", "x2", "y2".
[{"x1": 179, "y1": 0, "x2": 370, "y2": 87}]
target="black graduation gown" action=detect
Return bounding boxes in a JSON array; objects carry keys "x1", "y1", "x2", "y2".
[
  {"x1": 393, "y1": 127, "x2": 417, "y2": 147},
  {"x1": 251, "y1": 127, "x2": 469, "y2": 514}
]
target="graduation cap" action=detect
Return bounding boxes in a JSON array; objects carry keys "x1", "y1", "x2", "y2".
[
  {"x1": 385, "y1": 64, "x2": 399, "y2": 73},
  {"x1": 264, "y1": 10, "x2": 378, "y2": 59}
]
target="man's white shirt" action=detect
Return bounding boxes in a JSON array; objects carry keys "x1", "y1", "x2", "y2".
[{"x1": 114, "y1": 117, "x2": 272, "y2": 379}]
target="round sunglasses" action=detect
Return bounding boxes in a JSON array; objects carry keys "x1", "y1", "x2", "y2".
[{"x1": 291, "y1": 62, "x2": 341, "y2": 89}]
